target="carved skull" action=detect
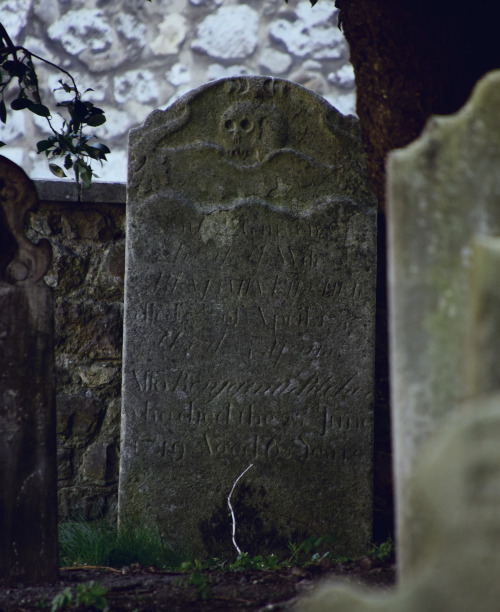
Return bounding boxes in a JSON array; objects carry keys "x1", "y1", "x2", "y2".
[{"x1": 219, "y1": 101, "x2": 287, "y2": 162}]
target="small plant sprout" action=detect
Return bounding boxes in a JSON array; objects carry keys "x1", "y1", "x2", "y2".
[
  {"x1": 50, "y1": 581, "x2": 108, "y2": 612},
  {"x1": 228, "y1": 463, "x2": 254, "y2": 557}
]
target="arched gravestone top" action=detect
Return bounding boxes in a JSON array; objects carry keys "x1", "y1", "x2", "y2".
[
  {"x1": 121, "y1": 77, "x2": 378, "y2": 558},
  {"x1": 128, "y1": 76, "x2": 375, "y2": 212}
]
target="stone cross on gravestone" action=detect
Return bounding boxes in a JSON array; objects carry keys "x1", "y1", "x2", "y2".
[
  {"x1": 0, "y1": 156, "x2": 58, "y2": 584},
  {"x1": 119, "y1": 77, "x2": 378, "y2": 558}
]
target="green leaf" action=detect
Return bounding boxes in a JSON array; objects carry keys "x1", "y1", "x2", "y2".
[
  {"x1": 37, "y1": 139, "x2": 54, "y2": 153},
  {"x1": 11, "y1": 97, "x2": 33, "y2": 110},
  {"x1": 84, "y1": 147, "x2": 100, "y2": 161},
  {"x1": 58, "y1": 79, "x2": 75, "y2": 93},
  {"x1": 73, "y1": 99, "x2": 88, "y2": 120},
  {"x1": 0, "y1": 99, "x2": 6, "y2": 123},
  {"x1": 76, "y1": 161, "x2": 93, "y2": 189},
  {"x1": 2, "y1": 60, "x2": 28, "y2": 78},
  {"x1": 50, "y1": 587, "x2": 72, "y2": 612},
  {"x1": 91, "y1": 142, "x2": 111, "y2": 155},
  {"x1": 57, "y1": 133, "x2": 70, "y2": 146},
  {"x1": 86, "y1": 113, "x2": 106, "y2": 127},
  {"x1": 81, "y1": 170, "x2": 92, "y2": 189},
  {"x1": 49, "y1": 163, "x2": 67, "y2": 178},
  {"x1": 64, "y1": 153, "x2": 73, "y2": 170},
  {"x1": 29, "y1": 103, "x2": 51, "y2": 117},
  {"x1": 83, "y1": 143, "x2": 109, "y2": 161}
]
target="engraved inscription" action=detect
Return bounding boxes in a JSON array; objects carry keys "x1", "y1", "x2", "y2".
[
  {"x1": 124, "y1": 207, "x2": 372, "y2": 465},
  {"x1": 124, "y1": 203, "x2": 371, "y2": 461},
  {"x1": 131, "y1": 427, "x2": 362, "y2": 463}
]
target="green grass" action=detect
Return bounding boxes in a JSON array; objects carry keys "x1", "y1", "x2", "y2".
[
  {"x1": 55, "y1": 521, "x2": 393, "y2": 608},
  {"x1": 58, "y1": 518, "x2": 183, "y2": 570},
  {"x1": 50, "y1": 581, "x2": 108, "y2": 612},
  {"x1": 58, "y1": 518, "x2": 393, "y2": 572},
  {"x1": 368, "y1": 536, "x2": 394, "y2": 562}
]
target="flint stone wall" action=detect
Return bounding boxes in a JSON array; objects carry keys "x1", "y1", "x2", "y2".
[
  {"x1": 27, "y1": 180, "x2": 126, "y2": 520},
  {"x1": 120, "y1": 76, "x2": 377, "y2": 558}
]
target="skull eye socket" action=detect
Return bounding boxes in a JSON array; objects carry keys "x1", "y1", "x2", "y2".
[
  {"x1": 225, "y1": 119, "x2": 236, "y2": 131},
  {"x1": 240, "y1": 118, "x2": 252, "y2": 131}
]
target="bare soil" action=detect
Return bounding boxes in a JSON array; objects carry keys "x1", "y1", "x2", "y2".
[{"x1": 0, "y1": 557, "x2": 395, "y2": 611}]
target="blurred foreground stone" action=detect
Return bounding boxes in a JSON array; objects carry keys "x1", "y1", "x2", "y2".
[
  {"x1": 387, "y1": 69, "x2": 500, "y2": 576},
  {"x1": 300, "y1": 393, "x2": 500, "y2": 612}
]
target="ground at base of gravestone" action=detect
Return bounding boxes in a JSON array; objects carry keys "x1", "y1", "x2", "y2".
[{"x1": 0, "y1": 558, "x2": 394, "y2": 611}]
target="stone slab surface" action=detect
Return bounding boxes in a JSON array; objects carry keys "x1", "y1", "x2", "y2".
[
  {"x1": 120, "y1": 77, "x2": 377, "y2": 558},
  {"x1": 387, "y1": 69, "x2": 500, "y2": 577}
]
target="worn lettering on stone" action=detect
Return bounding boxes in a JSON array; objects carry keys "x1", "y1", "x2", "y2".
[{"x1": 120, "y1": 77, "x2": 377, "y2": 558}]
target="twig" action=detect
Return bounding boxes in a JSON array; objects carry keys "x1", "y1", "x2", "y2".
[
  {"x1": 60, "y1": 565, "x2": 122, "y2": 574},
  {"x1": 228, "y1": 463, "x2": 254, "y2": 556}
]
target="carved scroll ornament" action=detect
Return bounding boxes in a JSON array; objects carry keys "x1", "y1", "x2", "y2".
[{"x1": 0, "y1": 156, "x2": 51, "y2": 285}]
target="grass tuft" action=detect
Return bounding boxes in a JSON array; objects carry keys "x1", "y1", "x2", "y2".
[
  {"x1": 58, "y1": 518, "x2": 393, "y2": 573},
  {"x1": 58, "y1": 518, "x2": 183, "y2": 570}
]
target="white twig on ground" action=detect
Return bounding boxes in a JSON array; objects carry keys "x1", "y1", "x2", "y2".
[{"x1": 228, "y1": 463, "x2": 254, "y2": 556}]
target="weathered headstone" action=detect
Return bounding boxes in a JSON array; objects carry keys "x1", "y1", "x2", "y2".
[
  {"x1": 0, "y1": 156, "x2": 58, "y2": 584},
  {"x1": 463, "y1": 235, "x2": 500, "y2": 398},
  {"x1": 387, "y1": 69, "x2": 500, "y2": 577},
  {"x1": 119, "y1": 77, "x2": 377, "y2": 558},
  {"x1": 300, "y1": 393, "x2": 500, "y2": 612}
]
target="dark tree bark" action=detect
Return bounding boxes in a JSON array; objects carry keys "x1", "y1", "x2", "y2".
[
  {"x1": 334, "y1": 0, "x2": 500, "y2": 543},
  {"x1": 336, "y1": 0, "x2": 500, "y2": 211}
]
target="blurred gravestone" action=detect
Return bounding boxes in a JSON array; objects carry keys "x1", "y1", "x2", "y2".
[
  {"x1": 463, "y1": 235, "x2": 500, "y2": 397},
  {"x1": 0, "y1": 156, "x2": 58, "y2": 584},
  {"x1": 387, "y1": 70, "x2": 500, "y2": 577},
  {"x1": 119, "y1": 76, "x2": 377, "y2": 558},
  {"x1": 300, "y1": 393, "x2": 500, "y2": 612}
]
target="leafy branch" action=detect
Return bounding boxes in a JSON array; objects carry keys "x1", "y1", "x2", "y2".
[{"x1": 0, "y1": 21, "x2": 110, "y2": 193}]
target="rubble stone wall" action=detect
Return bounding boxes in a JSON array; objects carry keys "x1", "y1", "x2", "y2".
[{"x1": 29, "y1": 180, "x2": 126, "y2": 520}]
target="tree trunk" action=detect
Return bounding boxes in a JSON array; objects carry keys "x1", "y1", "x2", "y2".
[
  {"x1": 335, "y1": 0, "x2": 500, "y2": 543},
  {"x1": 337, "y1": 0, "x2": 500, "y2": 211}
]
